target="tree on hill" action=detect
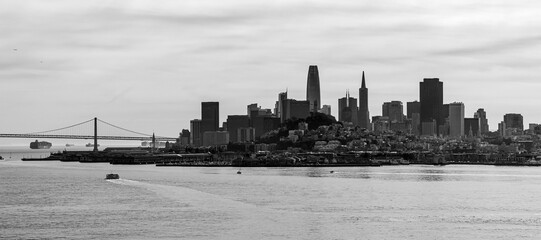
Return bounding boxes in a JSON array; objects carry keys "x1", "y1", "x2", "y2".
[
  {"x1": 306, "y1": 112, "x2": 337, "y2": 130},
  {"x1": 281, "y1": 113, "x2": 337, "y2": 131}
]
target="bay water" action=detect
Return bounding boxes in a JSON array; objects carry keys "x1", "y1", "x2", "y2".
[{"x1": 1, "y1": 147, "x2": 541, "y2": 239}]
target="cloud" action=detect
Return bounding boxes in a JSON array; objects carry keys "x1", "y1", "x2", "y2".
[
  {"x1": 2, "y1": 0, "x2": 541, "y2": 136},
  {"x1": 432, "y1": 35, "x2": 541, "y2": 57}
]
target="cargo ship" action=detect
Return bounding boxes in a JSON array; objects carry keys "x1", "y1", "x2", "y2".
[{"x1": 30, "y1": 140, "x2": 52, "y2": 149}]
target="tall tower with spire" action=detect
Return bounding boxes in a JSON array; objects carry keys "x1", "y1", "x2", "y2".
[
  {"x1": 306, "y1": 65, "x2": 321, "y2": 113},
  {"x1": 358, "y1": 71, "x2": 370, "y2": 129}
]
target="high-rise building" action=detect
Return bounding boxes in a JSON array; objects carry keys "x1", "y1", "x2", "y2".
[
  {"x1": 372, "y1": 116, "x2": 390, "y2": 133},
  {"x1": 441, "y1": 118, "x2": 450, "y2": 137},
  {"x1": 318, "y1": 105, "x2": 331, "y2": 116},
  {"x1": 407, "y1": 101, "x2": 420, "y2": 119},
  {"x1": 448, "y1": 102, "x2": 465, "y2": 138},
  {"x1": 275, "y1": 91, "x2": 288, "y2": 120},
  {"x1": 190, "y1": 119, "x2": 202, "y2": 146},
  {"x1": 282, "y1": 99, "x2": 310, "y2": 121},
  {"x1": 464, "y1": 118, "x2": 480, "y2": 137},
  {"x1": 226, "y1": 115, "x2": 250, "y2": 143},
  {"x1": 180, "y1": 129, "x2": 190, "y2": 145},
  {"x1": 407, "y1": 101, "x2": 421, "y2": 135},
  {"x1": 440, "y1": 103, "x2": 451, "y2": 136},
  {"x1": 201, "y1": 102, "x2": 219, "y2": 145},
  {"x1": 420, "y1": 78, "x2": 443, "y2": 135},
  {"x1": 338, "y1": 91, "x2": 358, "y2": 124},
  {"x1": 201, "y1": 102, "x2": 219, "y2": 131},
  {"x1": 411, "y1": 113, "x2": 421, "y2": 136},
  {"x1": 358, "y1": 71, "x2": 370, "y2": 129},
  {"x1": 203, "y1": 131, "x2": 229, "y2": 146},
  {"x1": 247, "y1": 103, "x2": 272, "y2": 118},
  {"x1": 251, "y1": 116, "x2": 280, "y2": 138},
  {"x1": 382, "y1": 101, "x2": 403, "y2": 123},
  {"x1": 247, "y1": 103, "x2": 259, "y2": 117},
  {"x1": 306, "y1": 65, "x2": 321, "y2": 113},
  {"x1": 498, "y1": 121, "x2": 507, "y2": 137},
  {"x1": 421, "y1": 120, "x2": 437, "y2": 136},
  {"x1": 442, "y1": 104, "x2": 450, "y2": 120},
  {"x1": 474, "y1": 108, "x2": 489, "y2": 134},
  {"x1": 503, "y1": 113, "x2": 524, "y2": 131},
  {"x1": 238, "y1": 127, "x2": 256, "y2": 142}
]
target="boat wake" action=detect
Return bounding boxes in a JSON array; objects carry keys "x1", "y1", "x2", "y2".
[
  {"x1": 107, "y1": 178, "x2": 257, "y2": 210},
  {"x1": 105, "y1": 178, "x2": 313, "y2": 239},
  {"x1": 106, "y1": 178, "x2": 136, "y2": 184}
]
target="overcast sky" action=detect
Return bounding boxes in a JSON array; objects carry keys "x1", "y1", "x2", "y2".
[{"x1": 2, "y1": 0, "x2": 541, "y2": 144}]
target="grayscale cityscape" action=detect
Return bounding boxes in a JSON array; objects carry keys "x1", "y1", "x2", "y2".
[{"x1": 2, "y1": 1, "x2": 541, "y2": 240}]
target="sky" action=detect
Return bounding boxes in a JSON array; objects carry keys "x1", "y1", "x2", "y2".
[{"x1": 2, "y1": 0, "x2": 541, "y2": 145}]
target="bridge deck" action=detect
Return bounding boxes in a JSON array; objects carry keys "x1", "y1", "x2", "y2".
[{"x1": 0, "y1": 134, "x2": 176, "y2": 141}]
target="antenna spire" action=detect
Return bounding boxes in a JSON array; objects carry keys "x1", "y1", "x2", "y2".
[{"x1": 361, "y1": 71, "x2": 366, "y2": 88}]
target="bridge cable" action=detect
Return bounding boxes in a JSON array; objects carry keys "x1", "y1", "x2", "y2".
[
  {"x1": 97, "y1": 119, "x2": 153, "y2": 137},
  {"x1": 24, "y1": 118, "x2": 95, "y2": 135},
  {"x1": 97, "y1": 119, "x2": 173, "y2": 139}
]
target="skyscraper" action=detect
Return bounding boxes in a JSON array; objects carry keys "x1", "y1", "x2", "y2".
[
  {"x1": 407, "y1": 101, "x2": 421, "y2": 135},
  {"x1": 441, "y1": 103, "x2": 450, "y2": 136},
  {"x1": 247, "y1": 103, "x2": 272, "y2": 118},
  {"x1": 247, "y1": 103, "x2": 259, "y2": 117},
  {"x1": 180, "y1": 129, "x2": 190, "y2": 145},
  {"x1": 420, "y1": 78, "x2": 443, "y2": 135},
  {"x1": 448, "y1": 102, "x2": 465, "y2": 138},
  {"x1": 442, "y1": 104, "x2": 450, "y2": 120},
  {"x1": 406, "y1": 101, "x2": 420, "y2": 119},
  {"x1": 464, "y1": 118, "x2": 480, "y2": 137},
  {"x1": 306, "y1": 65, "x2": 321, "y2": 113},
  {"x1": 226, "y1": 115, "x2": 250, "y2": 143},
  {"x1": 474, "y1": 108, "x2": 489, "y2": 134},
  {"x1": 338, "y1": 91, "x2": 358, "y2": 124},
  {"x1": 201, "y1": 102, "x2": 219, "y2": 145},
  {"x1": 498, "y1": 121, "x2": 507, "y2": 137},
  {"x1": 275, "y1": 91, "x2": 287, "y2": 121},
  {"x1": 282, "y1": 99, "x2": 310, "y2": 121},
  {"x1": 382, "y1": 101, "x2": 404, "y2": 123},
  {"x1": 251, "y1": 116, "x2": 281, "y2": 138},
  {"x1": 190, "y1": 119, "x2": 202, "y2": 146},
  {"x1": 503, "y1": 113, "x2": 523, "y2": 131},
  {"x1": 358, "y1": 71, "x2": 370, "y2": 129}
]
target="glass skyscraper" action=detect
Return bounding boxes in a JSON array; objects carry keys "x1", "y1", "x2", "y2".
[{"x1": 306, "y1": 65, "x2": 321, "y2": 113}]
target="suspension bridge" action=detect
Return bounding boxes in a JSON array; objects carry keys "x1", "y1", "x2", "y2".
[{"x1": 0, "y1": 118, "x2": 178, "y2": 151}]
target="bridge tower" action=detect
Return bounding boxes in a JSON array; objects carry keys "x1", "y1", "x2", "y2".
[
  {"x1": 152, "y1": 133, "x2": 156, "y2": 153},
  {"x1": 94, "y1": 117, "x2": 98, "y2": 152}
]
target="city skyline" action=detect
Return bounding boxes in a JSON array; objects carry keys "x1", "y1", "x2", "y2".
[{"x1": 2, "y1": 1, "x2": 541, "y2": 143}]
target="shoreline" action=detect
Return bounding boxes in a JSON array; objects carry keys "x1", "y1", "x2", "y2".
[{"x1": 17, "y1": 157, "x2": 541, "y2": 167}]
